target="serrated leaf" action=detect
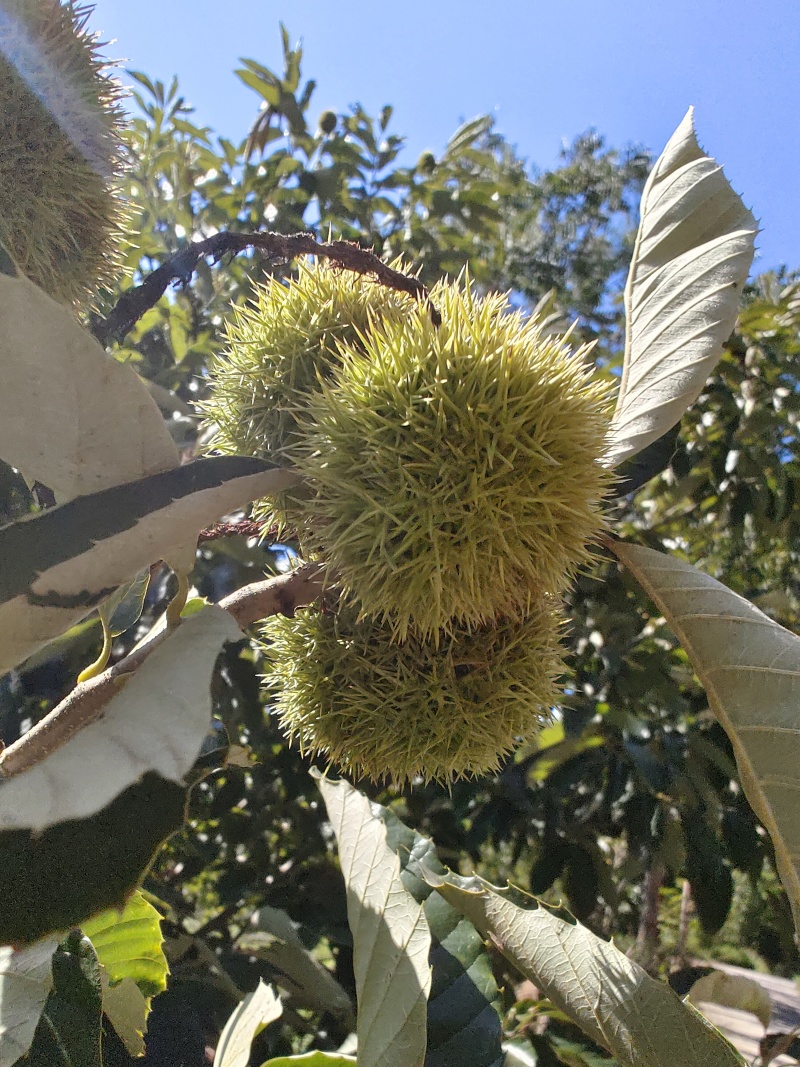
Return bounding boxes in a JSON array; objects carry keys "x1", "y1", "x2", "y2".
[
  {"x1": 0, "y1": 455, "x2": 297, "y2": 674},
  {"x1": 82, "y1": 891, "x2": 167, "y2": 996},
  {"x1": 315, "y1": 774, "x2": 431, "y2": 1067},
  {"x1": 100, "y1": 977, "x2": 148, "y2": 1056},
  {"x1": 214, "y1": 980, "x2": 283, "y2": 1067},
  {"x1": 0, "y1": 937, "x2": 59, "y2": 1067},
  {"x1": 237, "y1": 907, "x2": 352, "y2": 1021},
  {"x1": 0, "y1": 773, "x2": 185, "y2": 946},
  {"x1": 607, "y1": 109, "x2": 756, "y2": 466},
  {"x1": 688, "y1": 972, "x2": 771, "y2": 1030},
  {"x1": 0, "y1": 606, "x2": 239, "y2": 832},
  {"x1": 25, "y1": 932, "x2": 103, "y2": 1067},
  {"x1": 611, "y1": 541, "x2": 800, "y2": 942},
  {"x1": 378, "y1": 809, "x2": 504, "y2": 1067},
  {"x1": 0, "y1": 273, "x2": 179, "y2": 502},
  {"x1": 423, "y1": 868, "x2": 746, "y2": 1067}
]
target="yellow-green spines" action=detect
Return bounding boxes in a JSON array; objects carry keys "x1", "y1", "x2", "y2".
[
  {"x1": 262, "y1": 599, "x2": 564, "y2": 784},
  {"x1": 0, "y1": 0, "x2": 127, "y2": 305},
  {"x1": 204, "y1": 259, "x2": 417, "y2": 526},
  {"x1": 295, "y1": 281, "x2": 613, "y2": 638}
]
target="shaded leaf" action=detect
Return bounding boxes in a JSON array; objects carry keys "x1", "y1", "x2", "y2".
[
  {"x1": 612, "y1": 541, "x2": 800, "y2": 939},
  {"x1": 0, "y1": 606, "x2": 239, "y2": 831},
  {"x1": 237, "y1": 906, "x2": 352, "y2": 1021},
  {"x1": 0, "y1": 274, "x2": 178, "y2": 502},
  {"x1": 0, "y1": 455, "x2": 297, "y2": 674},
  {"x1": 0, "y1": 937, "x2": 59, "y2": 1067},
  {"x1": 214, "y1": 980, "x2": 282, "y2": 1067},
  {"x1": 0, "y1": 773, "x2": 185, "y2": 946},
  {"x1": 682, "y1": 817, "x2": 733, "y2": 935},
  {"x1": 423, "y1": 868, "x2": 746, "y2": 1067},
  {"x1": 99, "y1": 569, "x2": 150, "y2": 637},
  {"x1": 25, "y1": 932, "x2": 103, "y2": 1067},
  {"x1": 688, "y1": 971, "x2": 771, "y2": 1030},
  {"x1": 315, "y1": 774, "x2": 431, "y2": 1067},
  {"x1": 607, "y1": 109, "x2": 756, "y2": 466}
]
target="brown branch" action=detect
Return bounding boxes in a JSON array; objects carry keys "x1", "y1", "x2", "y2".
[
  {"x1": 96, "y1": 231, "x2": 440, "y2": 346},
  {"x1": 198, "y1": 519, "x2": 271, "y2": 544},
  {"x1": 0, "y1": 563, "x2": 326, "y2": 780}
]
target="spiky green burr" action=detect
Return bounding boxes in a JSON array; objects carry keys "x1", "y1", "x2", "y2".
[
  {"x1": 0, "y1": 0, "x2": 127, "y2": 305},
  {"x1": 295, "y1": 280, "x2": 613, "y2": 639},
  {"x1": 203, "y1": 259, "x2": 417, "y2": 527},
  {"x1": 262, "y1": 598, "x2": 564, "y2": 785}
]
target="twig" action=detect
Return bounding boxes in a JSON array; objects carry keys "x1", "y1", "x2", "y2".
[
  {"x1": 0, "y1": 563, "x2": 326, "y2": 779},
  {"x1": 96, "y1": 231, "x2": 440, "y2": 345}
]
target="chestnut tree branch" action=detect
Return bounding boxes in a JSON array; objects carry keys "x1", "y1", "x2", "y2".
[
  {"x1": 95, "y1": 231, "x2": 440, "y2": 346},
  {"x1": 0, "y1": 562, "x2": 326, "y2": 779}
]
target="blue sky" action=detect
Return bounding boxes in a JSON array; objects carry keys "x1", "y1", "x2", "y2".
[{"x1": 88, "y1": 0, "x2": 799, "y2": 274}]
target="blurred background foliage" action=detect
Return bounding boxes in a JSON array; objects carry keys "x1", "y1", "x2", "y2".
[{"x1": 2, "y1": 25, "x2": 799, "y2": 1066}]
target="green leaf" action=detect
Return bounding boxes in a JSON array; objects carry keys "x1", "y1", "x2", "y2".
[
  {"x1": 235, "y1": 68, "x2": 281, "y2": 106},
  {"x1": 607, "y1": 109, "x2": 756, "y2": 466},
  {"x1": 214, "y1": 980, "x2": 283, "y2": 1067},
  {"x1": 100, "y1": 978, "x2": 149, "y2": 1056},
  {"x1": 314, "y1": 774, "x2": 431, "y2": 1067},
  {"x1": 682, "y1": 816, "x2": 733, "y2": 935},
  {"x1": 260, "y1": 1055, "x2": 356, "y2": 1067},
  {"x1": 0, "y1": 773, "x2": 185, "y2": 946},
  {"x1": 99, "y1": 569, "x2": 150, "y2": 637},
  {"x1": 0, "y1": 937, "x2": 59, "y2": 1067},
  {"x1": 443, "y1": 116, "x2": 493, "y2": 161},
  {"x1": 82, "y1": 891, "x2": 167, "y2": 996},
  {"x1": 423, "y1": 869, "x2": 747, "y2": 1067},
  {"x1": 0, "y1": 273, "x2": 179, "y2": 503},
  {"x1": 0, "y1": 606, "x2": 239, "y2": 833},
  {"x1": 25, "y1": 932, "x2": 103, "y2": 1067},
  {"x1": 378, "y1": 809, "x2": 504, "y2": 1067},
  {"x1": 611, "y1": 541, "x2": 800, "y2": 941},
  {"x1": 237, "y1": 907, "x2": 353, "y2": 1022},
  {"x1": 0, "y1": 455, "x2": 298, "y2": 674},
  {"x1": 688, "y1": 971, "x2": 772, "y2": 1030}
]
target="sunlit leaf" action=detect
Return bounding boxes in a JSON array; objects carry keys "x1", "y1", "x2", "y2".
[
  {"x1": 607, "y1": 109, "x2": 756, "y2": 466},
  {"x1": 424, "y1": 868, "x2": 746, "y2": 1067},
  {"x1": 214, "y1": 980, "x2": 283, "y2": 1067},
  {"x1": 688, "y1": 971, "x2": 771, "y2": 1030},
  {"x1": 0, "y1": 937, "x2": 59, "y2": 1067},
  {"x1": 378, "y1": 808, "x2": 504, "y2": 1067},
  {"x1": 0, "y1": 274, "x2": 179, "y2": 502},
  {"x1": 315, "y1": 774, "x2": 431, "y2": 1067},
  {"x1": 0, "y1": 606, "x2": 239, "y2": 832},
  {"x1": 260, "y1": 1055, "x2": 356, "y2": 1067},
  {"x1": 612, "y1": 540, "x2": 800, "y2": 941},
  {"x1": 82, "y1": 891, "x2": 167, "y2": 996},
  {"x1": 0, "y1": 456, "x2": 297, "y2": 674}
]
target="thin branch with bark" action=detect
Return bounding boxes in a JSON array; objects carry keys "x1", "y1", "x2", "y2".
[
  {"x1": 96, "y1": 231, "x2": 440, "y2": 345},
  {"x1": 0, "y1": 563, "x2": 326, "y2": 779}
]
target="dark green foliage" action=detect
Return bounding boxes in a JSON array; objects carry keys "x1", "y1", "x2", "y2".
[
  {"x1": 26, "y1": 932, "x2": 103, "y2": 1067},
  {"x1": 0, "y1": 774, "x2": 185, "y2": 945}
]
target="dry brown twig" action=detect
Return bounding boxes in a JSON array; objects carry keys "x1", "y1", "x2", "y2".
[
  {"x1": 96, "y1": 230, "x2": 440, "y2": 346},
  {"x1": 0, "y1": 563, "x2": 326, "y2": 779}
]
